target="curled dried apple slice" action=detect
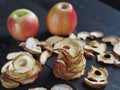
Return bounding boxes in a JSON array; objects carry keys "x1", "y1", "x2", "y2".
[
  {"x1": 85, "y1": 40, "x2": 107, "y2": 54},
  {"x1": 84, "y1": 66, "x2": 109, "y2": 88},
  {"x1": 6, "y1": 51, "x2": 33, "y2": 60},
  {"x1": 77, "y1": 31, "x2": 90, "y2": 40},
  {"x1": 90, "y1": 31, "x2": 104, "y2": 39},
  {"x1": 25, "y1": 37, "x2": 42, "y2": 54},
  {"x1": 54, "y1": 38, "x2": 81, "y2": 58},
  {"x1": 84, "y1": 49, "x2": 95, "y2": 58},
  {"x1": 114, "y1": 58, "x2": 120, "y2": 67},
  {"x1": 12, "y1": 54, "x2": 35, "y2": 73},
  {"x1": 102, "y1": 35, "x2": 120, "y2": 45},
  {"x1": 113, "y1": 41, "x2": 120, "y2": 56},
  {"x1": 69, "y1": 33, "x2": 77, "y2": 39},
  {"x1": 97, "y1": 51, "x2": 119, "y2": 65},
  {"x1": 51, "y1": 84, "x2": 73, "y2": 90},
  {"x1": 45, "y1": 36, "x2": 64, "y2": 47},
  {"x1": 1, "y1": 61, "x2": 13, "y2": 73},
  {"x1": 39, "y1": 50, "x2": 52, "y2": 65}
]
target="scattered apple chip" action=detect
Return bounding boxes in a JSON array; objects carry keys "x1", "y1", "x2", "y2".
[
  {"x1": 69, "y1": 33, "x2": 77, "y2": 39},
  {"x1": 85, "y1": 40, "x2": 107, "y2": 54},
  {"x1": 113, "y1": 41, "x2": 120, "y2": 56},
  {"x1": 25, "y1": 37, "x2": 42, "y2": 54},
  {"x1": 51, "y1": 84, "x2": 73, "y2": 90},
  {"x1": 77, "y1": 31, "x2": 90, "y2": 40},
  {"x1": 90, "y1": 31, "x2": 104, "y2": 39},
  {"x1": 39, "y1": 50, "x2": 52, "y2": 65},
  {"x1": 1, "y1": 61, "x2": 13, "y2": 73},
  {"x1": 97, "y1": 51, "x2": 119, "y2": 65},
  {"x1": 84, "y1": 49, "x2": 95, "y2": 58},
  {"x1": 114, "y1": 58, "x2": 120, "y2": 67},
  {"x1": 6, "y1": 51, "x2": 33, "y2": 60},
  {"x1": 84, "y1": 66, "x2": 109, "y2": 88},
  {"x1": 102, "y1": 35, "x2": 120, "y2": 45}
]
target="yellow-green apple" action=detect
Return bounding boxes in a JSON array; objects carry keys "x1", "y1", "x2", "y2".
[
  {"x1": 7, "y1": 9, "x2": 39, "y2": 41},
  {"x1": 46, "y1": 2, "x2": 77, "y2": 35}
]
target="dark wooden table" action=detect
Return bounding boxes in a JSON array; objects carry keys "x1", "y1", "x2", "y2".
[{"x1": 0, "y1": 0, "x2": 120, "y2": 90}]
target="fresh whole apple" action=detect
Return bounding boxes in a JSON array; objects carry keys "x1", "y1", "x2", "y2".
[
  {"x1": 46, "y1": 2, "x2": 77, "y2": 35},
  {"x1": 7, "y1": 9, "x2": 39, "y2": 41}
]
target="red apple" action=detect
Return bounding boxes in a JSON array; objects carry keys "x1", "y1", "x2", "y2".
[
  {"x1": 7, "y1": 9, "x2": 39, "y2": 41},
  {"x1": 46, "y1": 2, "x2": 77, "y2": 35}
]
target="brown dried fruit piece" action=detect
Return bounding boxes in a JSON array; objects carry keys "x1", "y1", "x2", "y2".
[
  {"x1": 90, "y1": 31, "x2": 104, "y2": 39},
  {"x1": 97, "y1": 51, "x2": 119, "y2": 65},
  {"x1": 77, "y1": 31, "x2": 90, "y2": 40},
  {"x1": 19, "y1": 37, "x2": 42, "y2": 54},
  {"x1": 84, "y1": 66, "x2": 109, "y2": 89},
  {"x1": 113, "y1": 41, "x2": 120, "y2": 56},
  {"x1": 85, "y1": 40, "x2": 107, "y2": 54},
  {"x1": 102, "y1": 35, "x2": 120, "y2": 45}
]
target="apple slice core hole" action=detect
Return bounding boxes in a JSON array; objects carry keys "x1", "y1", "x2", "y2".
[
  {"x1": 95, "y1": 70, "x2": 101, "y2": 76},
  {"x1": 104, "y1": 54, "x2": 111, "y2": 59}
]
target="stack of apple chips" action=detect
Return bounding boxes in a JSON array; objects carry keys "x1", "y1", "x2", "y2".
[
  {"x1": 0, "y1": 52, "x2": 42, "y2": 89},
  {"x1": 53, "y1": 38, "x2": 86, "y2": 80}
]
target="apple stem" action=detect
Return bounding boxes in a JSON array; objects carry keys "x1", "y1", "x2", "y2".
[
  {"x1": 17, "y1": 12, "x2": 28, "y2": 17},
  {"x1": 61, "y1": 4, "x2": 68, "y2": 9}
]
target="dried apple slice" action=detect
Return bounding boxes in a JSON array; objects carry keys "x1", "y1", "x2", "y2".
[
  {"x1": 25, "y1": 37, "x2": 42, "y2": 54},
  {"x1": 85, "y1": 40, "x2": 107, "y2": 54},
  {"x1": 97, "y1": 51, "x2": 119, "y2": 65},
  {"x1": 69, "y1": 33, "x2": 77, "y2": 39},
  {"x1": 90, "y1": 31, "x2": 104, "y2": 39},
  {"x1": 77, "y1": 31, "x2": 90, "y2": 40},
  {"x1": 6, "y1": 51, "x2": 33, "y2": 60},
  {"x1": 54, "y1": 38, "x2": 81, "y2": 58},
  {"x1": 45, "y1": 36, "x2": 64, "y2": 47},
  {"x1": 0, "y1": 74, "x2": 19, "y2": 89},
  {"x1": 1, "y1": 61, "x2": 13, "y2": 73},
  {"x1": 29, "y1": 87, "x2": 47, "y2": 90},
  {"x1": 51, "y1": 84, "x2": 73, "y2": 90},
  {"x1": 114, "y1": 58, "x2": 120, "y2": 67},
  {"x1": 113, "y1": 41, "x2": 120, "y2": 56},
  {"x1": 39, "y1": 50, "x2": 52, "y2": 65},
  {"x1": 102, "y1": 35, "x2": 120, "y2": 45},
  {"x1": 84, "y1": 66, "x2": 109, "y2": 88},
  {"x1": 12, "y1": 54, "x2": 35, "y2": 73},
  {"x1": 84, "y1": 49, "x2": 95, "y2": 58}
]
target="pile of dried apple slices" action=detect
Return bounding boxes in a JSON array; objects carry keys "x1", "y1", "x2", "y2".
[{"x1": 0, "y1": 52, "x2": 42, "y2": 89}]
